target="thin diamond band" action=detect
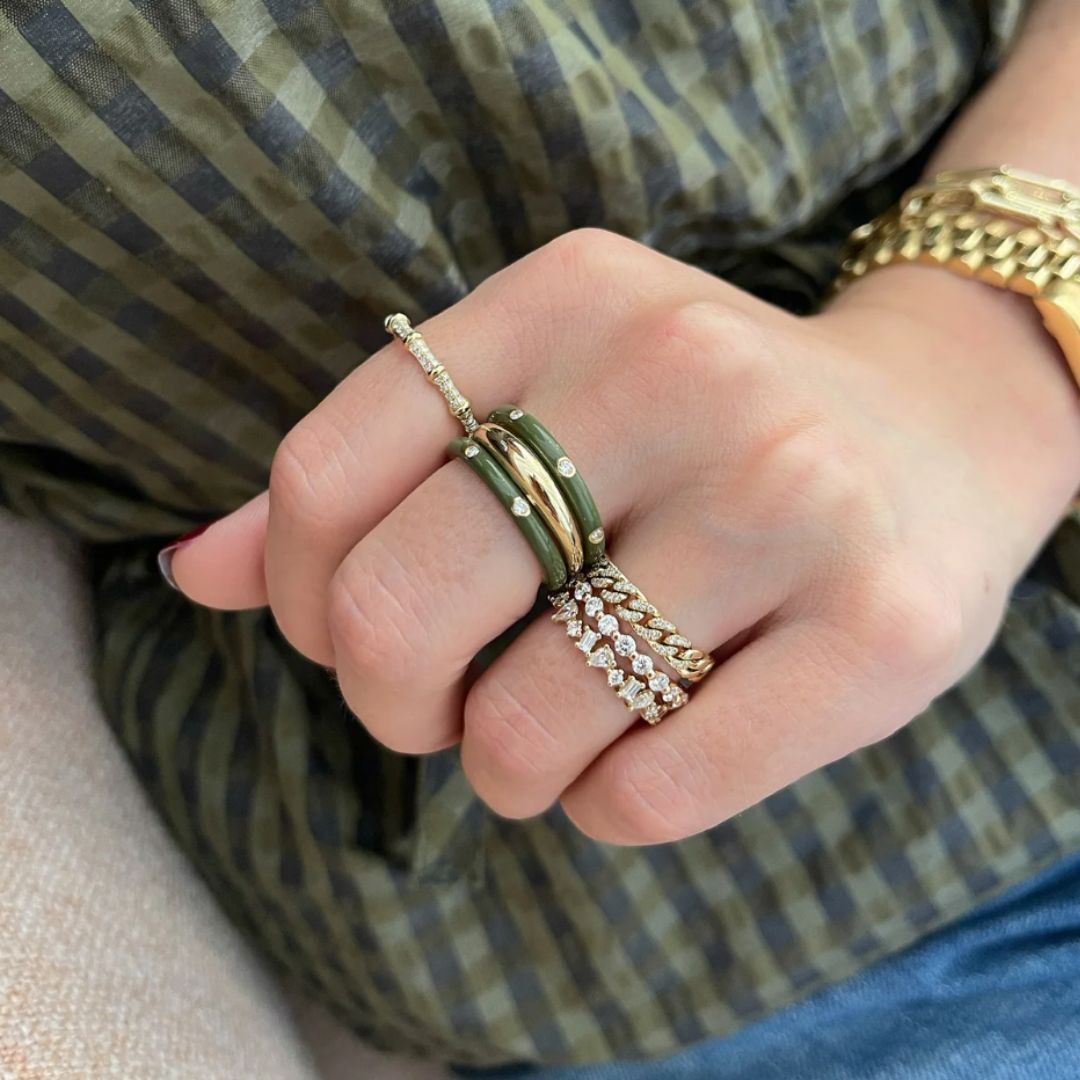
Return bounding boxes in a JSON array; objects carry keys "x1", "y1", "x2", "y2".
[
  {"x1": 550, "y1": 574, "x2": 692, "y2": 725},
  {"x1": 385, "y1": 313, "x2": 479, "y2": 434}
]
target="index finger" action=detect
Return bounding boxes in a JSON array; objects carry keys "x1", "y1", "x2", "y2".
[{"x1": 256, "y1": 230, "x2": 717, "y2": 663}]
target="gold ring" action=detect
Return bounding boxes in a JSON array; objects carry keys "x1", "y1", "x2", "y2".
[
  {"x1": 585, "y1": 560, "x2": 715, "y2": 683},
  {"x1": 384, "y1": 313, "x2": 478, "y2": 434},
  {"x1": 475, "y1": 422, "x2": 585, "y2": 573},
  {"x1": 550, "y1": 577, "x2": 689, "y2": 724},
  {"x1": 579, "y1": 560, "x2": 715, "y2": 684}
]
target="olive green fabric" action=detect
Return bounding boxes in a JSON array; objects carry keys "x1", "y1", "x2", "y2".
[{"x1": 4, "y1": 0, "x2": 1080, "y2": 1069}]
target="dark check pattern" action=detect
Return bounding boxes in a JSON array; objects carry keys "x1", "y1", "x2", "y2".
[{"x1": 4, "y1": 0, "x2": 1077, "y2": 1068}]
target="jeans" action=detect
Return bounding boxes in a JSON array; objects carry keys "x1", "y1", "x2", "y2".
[{"x1": 458, "y1": 846, "x2": 1080, "y2": 1079}]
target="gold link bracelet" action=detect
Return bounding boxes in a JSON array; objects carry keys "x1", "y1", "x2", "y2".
[
  {"x1": 836, "y1": 165, "x2": 1080, "y2": 389},
  {"x1": 837, "y1": 166, "x2": 1080, "y2": 514}
]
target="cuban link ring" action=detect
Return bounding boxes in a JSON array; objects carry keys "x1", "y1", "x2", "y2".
[
  {"x1": 585, "y1": 560, "x2": 715, "y2": 684},
  {"x1": 549, "y1": 578, "x2": 688, "y2": 724},
  {"x1": 384, "y1": 313, "x2": 478, "y2": 434}
]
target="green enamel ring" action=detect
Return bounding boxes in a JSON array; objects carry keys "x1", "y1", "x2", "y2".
[
  {"x1": 448, "y1": 436, "x2": 568, "y2": 591},
  {"x1": 487, "y1": 405, "x2": 606, "y2": 567}
]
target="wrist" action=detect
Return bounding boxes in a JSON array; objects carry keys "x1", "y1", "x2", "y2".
[{"x1": 822, "y1": 264, "x2": 1080, "y2": 559}]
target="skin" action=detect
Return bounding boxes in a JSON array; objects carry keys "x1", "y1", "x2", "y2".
[{"x1": 168, "y1": 1, "x2": 1080, "y2": 846}]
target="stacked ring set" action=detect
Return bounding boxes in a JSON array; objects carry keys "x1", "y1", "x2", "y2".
[{"x1": 385, "y1": 313, "x2": 714, "y2": 725}]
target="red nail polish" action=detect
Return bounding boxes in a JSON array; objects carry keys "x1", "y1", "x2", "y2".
[{"x1": 158, "y1": 522, "x2": 213, "y2": 591}]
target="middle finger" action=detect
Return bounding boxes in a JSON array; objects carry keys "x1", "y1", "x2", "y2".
[
  {"x1": 459, "y1": 506, "x2": 797, "y2": 818},
  {"x1": 327, "y1": 403, "x2": 643, "y2": 753}
]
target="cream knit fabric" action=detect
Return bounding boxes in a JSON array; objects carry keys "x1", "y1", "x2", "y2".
[{"x1": 0, "y1": 511, "x2": 445, "y2": 1079}]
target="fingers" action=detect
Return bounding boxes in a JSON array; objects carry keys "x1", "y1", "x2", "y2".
[
  {"x1": 459, "y1": 510, "x2": 796, "y2": 819},
  {"x1": 327, "y1": 454, "x2": 583, "y2": 754},
  {"x1": 559, "y1": 612, "x2": 913, "y2": 846},
  {"x1": 165, "y1": 493, "x2": 269, "y2": 608},
  {"x1": 260, "y1": 237, "x2": 623, "y2": 664},
  {"x1": 193, "y1": 229, "x2": 746, "y2": 659}
]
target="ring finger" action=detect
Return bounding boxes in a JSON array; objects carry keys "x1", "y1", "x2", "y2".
[{"x1": 460, "y1": 504, "x2": 800, "y2": 819}]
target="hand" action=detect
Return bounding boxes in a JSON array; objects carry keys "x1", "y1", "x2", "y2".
[{"x1": 165, "y1": 228, "x2": 1080, "y2": 845}]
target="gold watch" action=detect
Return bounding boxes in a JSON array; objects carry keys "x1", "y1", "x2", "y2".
[{"x1": 836, "y1": 165, "x2": 1080, "y2": 389}]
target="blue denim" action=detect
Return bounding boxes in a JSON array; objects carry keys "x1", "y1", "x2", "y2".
[{"x1": 458, "y1": 846, "x2": 1080, "y2": 1079}]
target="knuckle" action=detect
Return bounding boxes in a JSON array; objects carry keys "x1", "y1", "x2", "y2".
[
  {"x1": 746, "y1": 417, "x2": 872, "y2": 528},
  {"x1": 463, "y1": 674, "x2": 561, "y2": 816},
  {"x1": 592, "y1": 745, "x2": 705, "y2": 845},
  {"x1": 843, "y1": 559, "x2": 964, "y2": 684},
  {"x1": 530, "y1": 227, "x2": 632, "y2": 286},
  {"x1": 326, "y1": 551, "x2": 427, "y2": 686},
  {"x1": 268, "y1": 421, "x2": 357, "y2": 530},
  {"x1": 632, "y1": 301, "x2": 778, "y2": 424},
  {"x1": 652, "y1": 299, "x2": 772, "y2": 379}
]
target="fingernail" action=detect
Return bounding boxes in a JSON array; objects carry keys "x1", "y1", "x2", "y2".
[{"x1": 158, "y1": 522, "x2": 212, "y2": 591}]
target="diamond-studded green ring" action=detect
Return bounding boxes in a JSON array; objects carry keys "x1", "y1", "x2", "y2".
[
  {"x1": 487, "y1": 405, "x2": 606, "y2": 567},
  {"x1": 448, "y1": 436, "x2": 569, "y2": 591}
]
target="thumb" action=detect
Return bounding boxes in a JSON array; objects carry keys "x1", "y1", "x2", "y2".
[{"x1": 159, "y1": 492, "x2": 269, "y2": 610}]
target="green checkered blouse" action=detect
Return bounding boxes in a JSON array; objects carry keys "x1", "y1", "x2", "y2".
[{"x1": 2, "y1": 0, "x2": 1079, "y2": 1068}]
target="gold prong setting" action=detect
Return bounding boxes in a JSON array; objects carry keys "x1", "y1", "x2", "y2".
[{"x1": 548, "y1": 570, "x2": 694, "y2": 725}]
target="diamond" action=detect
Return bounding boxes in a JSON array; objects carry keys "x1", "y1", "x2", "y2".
[
  {"x1": 628, "y1": 599, "x2": 656, "y2": 614},
  {"x1": 566, "y1": 620, "x2": 583, "y2": 638},
  {"x1": 648, "y1": 672, "x2": 670, "y2": 692},
  {"x1": 649, "y1": 618, "x2": 676, "y2": 632},
  {"x1": 662, "y1": 687, "x2": 682, "y2": 704},
  {"x1": 632, "y1": 690, "x2": 655, "y2": 711},
  {"x1": 643, "y1": 703, "x2": 662, "y2": 723},
  {"x1": 597, "y1": 614, "x2": 619, "y2": 637},
  {"x1": 463, "y1": 443, "x2": 480, "y2": 459},
  {"x1": 573, "y1": 581, "x2": 592, "y2": 600},
  {"x1": 617, "y1": 676, "x2": 644, "y2": 703},
  {"x1": 665, "y1": 634, "x2": 691, "y2": 648},
  {"x1": 556, "y1": 456, "x2": 577, "y2": 478},
  {"x1": 575, "y1": 628, "x2": 600, "y2": 654},
  {"x1": 607, "y1": 669, "x2": 625, "y2": 687},
  {"x1": 618, "y1": 609, "x2": 644, "y2": 623},
  {"x1": 433, "y1": 372, "x2": 451, "y2": 390},
  {"x1": 511, "y1": 497, "x2": 531, "y2": 517},
  {"x1": 584, "y1": 596, "x2": 603, "y2": 618},
  {"x1": 587, "y1": 645, "x2": 615, "y2": 669},
  {"x1": 552, "y1": 603, "x2": 577, "y2": 624},
  {"x1": 588, "y1": 527, "x2": 605, "y2": 545},
  {"x1": 615, "y1": 634, "x2": 636, "y2": 657},
  {"x1": 509, "y1": 408, "x2": 524, "y2": 420},
  {"x1": 549, "y1": 591, "x2": 570, "y2": 607},
  {"x1": 409, "y1": 341, "x2": 437, "y2": 372},
  {"x1": 632, "y1": 654, "x2": 654, "y2": 676},
  {"x1": 386, "y1": 313, "x2": 410, "y2": 337}
]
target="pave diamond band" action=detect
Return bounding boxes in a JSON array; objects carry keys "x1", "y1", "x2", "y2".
[
  {"x1": 385, "y1": 313, "x2": 479, "y2": 434},
  {"x1": 549, "y1": 569, "x2": 698, "y2": 725}
]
